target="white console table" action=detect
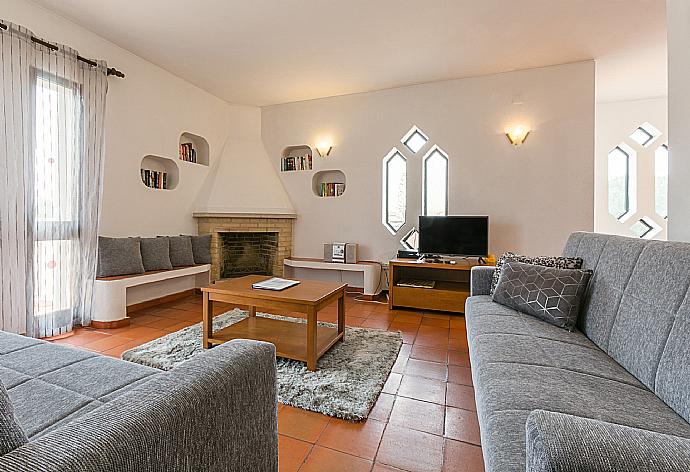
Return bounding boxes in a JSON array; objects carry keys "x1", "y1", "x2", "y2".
[{"x1": 283, "y1": 258, "x2": 382, "y2": 296}]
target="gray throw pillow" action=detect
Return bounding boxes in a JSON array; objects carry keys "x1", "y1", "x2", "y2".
[
  {"x1": 492, "y1": 261, "x2": 592, "y2": 331},
  {"x1": 139, "y1": 237, "x2": 173, "y2": 271},
  {"x1": 0, "y1": 381, "x2": 28, "y2": 455},
  {"x1": 167, "y1": 236, "x2": 195, "y2": 267},
  {"x1": 188, "y1": 234, "x2": 211, "y2": 264},
  {"x1": 490, "y1": 252, "x2": 583, "y2": 295},
  {"x1": 97, "y1": 237, "x2": 145, "y2": 277}
]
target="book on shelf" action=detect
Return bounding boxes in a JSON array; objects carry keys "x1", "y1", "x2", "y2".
[
  {"x1": 319, "y1": 182, "x2": 345, "y2": 197},
  {"x1": 179, "y1": 143, "x2": 197, "y2": 163},
  {"x1": 280, "y1": 154, "x2": 312, "y2": 171},
  {"x1": 141, "y1": 168, "x2": 168, "y2": 189}
]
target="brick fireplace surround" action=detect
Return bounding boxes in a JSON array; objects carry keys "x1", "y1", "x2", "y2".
[{"x1": 194, "y1": 212, "x2": 295, "y2": 282}]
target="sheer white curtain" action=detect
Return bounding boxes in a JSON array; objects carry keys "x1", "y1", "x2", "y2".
[{"x1": 0, "y1": 22, "x2": 107, "y2": 337}]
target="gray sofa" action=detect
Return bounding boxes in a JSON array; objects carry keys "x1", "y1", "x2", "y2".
[
  {"x1": 0, "y1": 332, "x2": 278, "y2": 471},
  {"x1": 467, "y1": 232, "x2": 690, "y2": 472}
]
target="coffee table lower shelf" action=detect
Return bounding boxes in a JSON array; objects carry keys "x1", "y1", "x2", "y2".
[{"x1": 207, "y1": 317, "x2": 343, "y2": 362}]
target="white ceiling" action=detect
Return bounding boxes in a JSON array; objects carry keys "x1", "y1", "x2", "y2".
[{"x1": 32, "y1": 0, "x2": 667, "y2": 106}]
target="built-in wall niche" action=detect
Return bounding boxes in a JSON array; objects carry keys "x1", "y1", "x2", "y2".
[
  {"x1": 281, "y1": 145, "x2": 313, "y2": 172},
  {"x1": 312, "y1": 170, "x2": 346, "y2": 197},
  {"x1": 140, "y1": 155, "x2": 179, "y2": 190},
  {"x1": 179, "y1": 132, "x2": 210, "y2": 166}
]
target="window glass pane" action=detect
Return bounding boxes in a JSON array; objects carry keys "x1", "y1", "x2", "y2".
[
  {"x1": 655, "y1": 145, "x2": 668, "y2": 218},
  {"x1": 629, "y1": 127, "x2": 654, "y2": 147},
  {"x1": 33, "y1": 240, "x2": 75, "y2": 317},
  {"x1": 401, "y1": 228, "x2": 419, "y2": 250},
  {"x1": 608, "y1": 147, "x2": 629, "y2": 220},
  {"x1": 35, "y1": 76, "x2": 78, "y2": 223},
  {"x1": 424, "y1": 148, "x2": 448, "y2": 216},
  {"x1": 401, "y1": 126, "x2": 428, "y2": 154},
  {"x1": 384, "y1": 151, "x2": 407, "y2": 233},
  {"x1": 404, "y1": 131, "x2": 427, "y2": 153},
  {"x1": 630, "y1": 217, "x2": 660, "y2": 240}
]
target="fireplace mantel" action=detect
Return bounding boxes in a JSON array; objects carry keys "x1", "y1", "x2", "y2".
[{"x1": 193, "y1": 212, "x2": 297, "y2": 219}]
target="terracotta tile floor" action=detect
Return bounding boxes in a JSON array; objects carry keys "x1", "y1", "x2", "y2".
[{"x1": 50, "y1": 293, "x2": 485, "y2": 472}]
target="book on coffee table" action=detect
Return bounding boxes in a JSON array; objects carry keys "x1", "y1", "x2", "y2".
[{"x1": 251, "y1": 277, "x2": 300, "y2": 291}]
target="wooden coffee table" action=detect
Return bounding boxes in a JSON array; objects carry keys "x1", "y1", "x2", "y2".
[{"x1": 201, "y1": 275, "x2": 347, "y2": 371}]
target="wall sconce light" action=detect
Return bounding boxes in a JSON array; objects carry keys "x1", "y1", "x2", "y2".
[
  {"x1": 315, "y1": 142, "x2": 333, "y2": 157},
  {"x1": 505, "y1": 126, "x2": 531, "y2": 147}
]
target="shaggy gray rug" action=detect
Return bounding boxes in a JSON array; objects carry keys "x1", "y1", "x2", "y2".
[{"x1": 122, "y1": 308, "x2": 402, "y2": 420}]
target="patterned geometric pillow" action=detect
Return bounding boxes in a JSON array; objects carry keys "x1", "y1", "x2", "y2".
[
  {"x1": 492, "y1": 261, "x2": 593, "y2": 331},
  {"x1": 490, "y1": 252, "x2": 583, "y2": 295}
]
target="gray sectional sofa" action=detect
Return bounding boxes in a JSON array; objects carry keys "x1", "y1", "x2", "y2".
[
  {"x1": 0, "y1": 333, "x2": 278, "y2": 471},
  {"x1": 467, "y1": 232, "x2": 690, "y2": 472}
]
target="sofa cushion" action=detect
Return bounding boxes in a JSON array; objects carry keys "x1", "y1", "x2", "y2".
[
  {"x1": 492, "y1": 261, "x2": 592, "y2": 331},
  {"x1": 189, "y1": 234, "x2": 212, "y2": 264},
  {"x1": 562, "y1": 232, "x2": 690, "y2": 424},
  {"x1": 139, "y1": 237, "x2": 173, "y2": 271},
  {"x1": 490, "y1": 252, "x2": 583, "y2": 295},
  {"x1": 0, "y1": 381, "x2": 27, "y2": 455},
  {"x1": 0, "y1": 332, "x2": 159, "y2": 439},
  {"x1": 167, "y1": 236, "x2": 195, "y2": 267},
  {"x1": 467, "y1": 297, "x2": 690, "y2": 472},
  {"x1": 97, "y1": 236, "x2": 145, "y2": 277}
]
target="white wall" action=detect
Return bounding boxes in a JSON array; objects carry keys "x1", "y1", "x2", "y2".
[
  {"x1": 262, "y1": 62, "x2": 595, "y2": 262},
  {"x1": 668, "y1": 0, "x2": 690, "y2": 241},
  {"x1": 595, "y1": 98, "x2": 668, "y2": 239},
  {"x1": 3, "y1": 0, "x2": 293, "y2": 237}
]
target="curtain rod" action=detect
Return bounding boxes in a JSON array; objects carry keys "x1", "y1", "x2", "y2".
[{"x1": 0, "y1": 22, "x2": 125, "y2": 78}]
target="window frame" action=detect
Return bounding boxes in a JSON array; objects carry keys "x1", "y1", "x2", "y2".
[
  {"x1": 401, "y1": 125, "x2": 429, "y2": 154},
  {"x1": 382, "y1": 148, "x2": 407, "y2": 234}
]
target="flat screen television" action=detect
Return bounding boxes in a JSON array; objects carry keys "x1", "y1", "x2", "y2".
[{"x1": 418, "y1": 216, "x2": 489, "y2": 256}]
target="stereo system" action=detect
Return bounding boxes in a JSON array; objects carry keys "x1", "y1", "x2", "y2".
[{"x1": 324, "y1": 243, "x2": 358, "y2": 263}]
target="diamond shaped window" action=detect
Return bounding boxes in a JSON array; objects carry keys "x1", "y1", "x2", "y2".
[
  {"x1": 630, "y1": 216, "x2": 661, "y2": 239},
  {"x1": 629, "y1": 123, "x2": 661, "y2": 147},
  {"x1": 655, "y1": 144, "x2": 668, "y2": 219},
  {"x1": 608, "y1": 145, "x2": 635, "y2": 221},
  {"x1": 382, "y1": 149, "x2": 407, "y2": 234},
  {"x1": 401, "y1": 228, "x2": 419, "y2": 250},
  {"x1": 423, "y1": 146, "x2": 448, "y2": 216},
  {"x1": 401, "y1": 126, "x2": 429, "y2": 154}
]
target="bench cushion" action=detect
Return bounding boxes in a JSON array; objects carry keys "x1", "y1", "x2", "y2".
[
  {"x1": 167, "y1": 236, "x2": 195, "y2": 267},
  {"x1": 97, "y1": 237, "x2": 145, "y2": 277},
  {"x1": 139, "y1": 237, "x2": 173, "y2": 271},
  {"x1": 189, "y1": 234, "x2": 211, "y2": 264},
  {"x1": 0, "y1": 332, "x2": 159, "y2": 439}
]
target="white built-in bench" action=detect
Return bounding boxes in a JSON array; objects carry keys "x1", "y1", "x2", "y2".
[
  {"x1": 283, "y1": 258, "x2": 382, "y2": 297},
  {"x1": 93, "y1": 264, "x2": 211, "y2": 325}
]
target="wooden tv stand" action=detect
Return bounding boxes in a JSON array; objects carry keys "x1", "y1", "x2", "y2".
[{"x1": 388, "y1": 258, "x2": 489, "y2": 314}]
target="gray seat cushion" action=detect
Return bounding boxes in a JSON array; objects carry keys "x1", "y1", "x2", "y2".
[
  {"x1": 562, "y1": 232, "x2": 690, "y2": 425},
  {"x1": 167, "y1": 235, "x2": 195, "y2": 267},
  {"x1": 466, "y1": 296, "x2": 690, "y2": 472},
  {"x1": 0, "y1": 332, "x2": 159, "y2": 439},
  {"x1": 97, "y1": 237, "x2": 145, "y2": 277},
  {"x1": 139, "y1": 237, "x2": 173, "y2": 271},
  {"x1": 0, "y1": 381, "x2": 27, "y2": 455}
]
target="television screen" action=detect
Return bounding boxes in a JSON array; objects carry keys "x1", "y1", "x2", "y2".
[{"x1": 418, "y1": 216, "x2": 488, "y2": 256}]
